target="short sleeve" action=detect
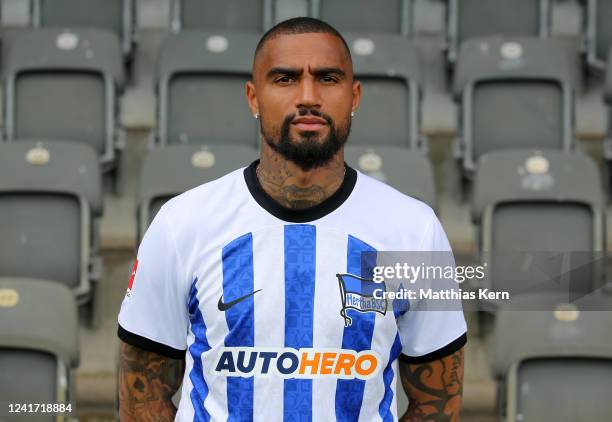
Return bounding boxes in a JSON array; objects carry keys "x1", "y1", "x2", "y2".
[
  {"x1": 397, "y1": 213, "x2": 468, "y2": 363},
  {"x1": 117, "y1": 206, "x2": 189, "y2": 359}
]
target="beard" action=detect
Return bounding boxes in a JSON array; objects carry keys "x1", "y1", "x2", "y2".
[{"x1": 261, "y1": 107, "x2": 351, "y2": 172}]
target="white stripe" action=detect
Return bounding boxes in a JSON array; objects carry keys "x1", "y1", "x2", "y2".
[
  {"x1": 175, "y1": 330, "x2": 195, "y2": 421},
  {"x1": 197, "y1": 255, "x2": 230, "y2": 420},
  {"x1": 252, "y1": 228, "x2": 285, "y2": 422},
  {"x1": 312, "y1": 229, "x2": 348, "y2": 422}
]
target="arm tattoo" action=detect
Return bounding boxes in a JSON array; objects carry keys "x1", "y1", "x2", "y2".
[
  {"x1": 399, "y1": 348, "x2": 464, "y2": 422},
  {"x1": 119, "y1": 341, "x2": 185, "y2": 422}
]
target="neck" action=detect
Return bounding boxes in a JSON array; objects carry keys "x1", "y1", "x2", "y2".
[{"x1": 256, "y1": 142, "x2": 345, "y2": 210}]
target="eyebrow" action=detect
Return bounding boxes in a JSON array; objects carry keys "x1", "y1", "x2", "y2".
[{"x1": 266, "y1": 66, "x2": 347, "y2": 79}]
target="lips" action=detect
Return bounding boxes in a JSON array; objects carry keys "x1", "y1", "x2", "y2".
[{"x1": 292, "y1": 116, "x2": 327, "y2": 131}]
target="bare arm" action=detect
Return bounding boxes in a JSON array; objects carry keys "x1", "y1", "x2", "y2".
[
  {"x1": 118, "y1": 340, "x2": 185, "y2": 422},
  {"x1": 398, "y1": 347, "x2": 464, "y2": 422}
]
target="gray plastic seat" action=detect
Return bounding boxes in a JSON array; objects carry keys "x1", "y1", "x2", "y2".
[
  {"x1": 583, "y1": 0, "x2": 612, "y2": 71},
  {"x1": 601, "y1": 48, "x2": 612, "y2": 177},
  {"x1": 139, "y1": 144, "x2": 258, "y2": 240},
  {"x1": 343, "y1": 33, "x2": 423, "y2": 149},
  {"x1": 31, "y1": 0, "x2": 136, "y2": 62},
  {"x1": 312, "y1": 0, "x2": 413, "y2": 36},
  {"x1": 155, "y1": 31, "x2": 260, "y2": 147},
  {"x1": 0, "y1": 141, "x2": 103, "y2": 303},
  {"x1": 345, "y1": 145, "x2": 435, "y2": 209},
  {"x1": 472, "y1": 149, "x2": 605, "y2": 299},
  {"x1": 454, "y1": 36, "x2": 574, "y2": 175},
  {"x1": 491, "y1": 292, "x2": 612, "y2": 421},
  {"x1": 3, "y1": 28, "x2": 124, "y2": 172},
  {"x1": 0, "y1": 277, "x2": 79, "y2": 420},
  {"x1": 445, "y1": 0, "x2": 551, "y2": 63},
  {"x1": 170, "y1": 0, "x2": 268, "y2": 32}
]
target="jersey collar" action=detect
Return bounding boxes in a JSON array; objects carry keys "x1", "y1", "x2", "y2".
[{"x1": 244, "y1": 159, "x2": 357, "y2": 223}]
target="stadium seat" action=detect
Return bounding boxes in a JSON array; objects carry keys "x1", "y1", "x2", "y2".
[
  {"x1": 0, "y1": 277, "x2": 79, "y2": 421},
  {"x1": 453, "y1": 36, "x2": 575, "y2": 176},
  {"x1": 138, "y1": 144, "x2": 258, "y2": 240},
  {"x1": 3, "y1": 28, "x2": 125, "y2": 175},
  {"x1": 345, "y1": 33, "x2": 424, "y2": 149},
  {"x1": 312, "y1": 0, "x2": 413, "y2": 36},
  {"x1": 155, "y1": 31, "x2": 259, "y2": 147},
  {"x1": 345, "y1": 145, "x2": 436, "y2": 209},
  {"x1": 583, "y1": 0, "x2": 612, "y2": 71},
  {"x1": 472, "y1": 149, "x2": 605, "y2": 303},
  {"x1": 0, "y1": 141, "x2": 103, "y2": 305},
  {"x1": 601, "y1": 52, "x2": 612, "y2": 184},
  {"x1": 170, "y1": 0, "x2": 266, "y2": 32},
  {"x1": 491, "y1": 292, "x2": 612, "y2": 421},
  {"x1": 445, "y1": 0, "x2": 551, "y2": 64},
  {"x1": 30, "y1": 0, "x2": 136, "y2": 63}
]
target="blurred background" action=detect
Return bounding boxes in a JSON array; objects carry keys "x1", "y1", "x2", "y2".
[{"x1": 1, "y1": 0, "x2": 611, "y2": 421}]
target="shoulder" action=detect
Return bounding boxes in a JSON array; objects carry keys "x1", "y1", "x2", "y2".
[
  {"x1": 352, "y1": 170, "x2": 437, "y2": 224},
  {"x1": 160, "y1": 167, "x2": 246, "y2": 221}
]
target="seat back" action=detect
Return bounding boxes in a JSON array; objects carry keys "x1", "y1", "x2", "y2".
[
  {"x1": 454, "y1": 37, "x2": 573, "y2": 171},
  {"x1": 156, "y1": 31, "x2": 259, "y2": 147},
  {"x1": 512, "y1": 358, "x2": 612, "y2": 421},
  {"x1": 34, "y1": 0, "x2": 135, "y2": 58},
  {"x1": 0, "y1": 141, "x2": 102, "y2": 294},
  {"x1": 0, "y1": 278, "x2": 79, "y2": 413},
  {"x1": 447, "y1": 0, "x2": 550, "y2": 62},
  {"x1": 0, "y1": 349, "x2": 58, "y2": 421},
  {"x1": 3, "y1": 29, "x2": 124, "y2": 164},
  {"x1": 313, "y1": 0, "x2": 412, "y2": 35},
  {"x1": 139, "y1": 144, "x2": 258, "y2": 238},
  {"x1": 473, "y1": 149, "x2": 605, "y2": 295},
  {"x1": 585, "y1": 0, "x2": 612, "y2": 69},
  {"x1": 344, "y1": 34, "x2": 421, "y2": 149},
  {"x1": 491, "y1": 295, "x2": 612, "y2": 420},
  {"x1": 345, "y1": 145, "x2": 435, "y2": 208},
  {"x1": 171, "y1": 0, "x2": 270, "y2": 32}
]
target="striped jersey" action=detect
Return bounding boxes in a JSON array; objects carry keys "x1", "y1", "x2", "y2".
[{"x1": 118, "y1": 160, "x2": 467, "y2": 421}]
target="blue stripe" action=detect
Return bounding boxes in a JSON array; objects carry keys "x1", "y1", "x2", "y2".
[
  {"x1": 222, "y1": 233, "x2": 255, "y2": 421},
  {"x1": 378, "y1": 333, "x2": 403, "y2": 421},
  {"x1": 188, "y1": 278, "x2": 212, "y2": 422},
  {"x1": 283, "y1": 224, "x2": 316, "y2": 422},
  {"x1": 335, "y1": 235, "x2": 377, "y2": 421}
]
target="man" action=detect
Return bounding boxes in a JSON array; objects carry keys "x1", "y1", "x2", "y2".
[{"x1": 118, "y1": 17, "x2": 467, "y2": 421}]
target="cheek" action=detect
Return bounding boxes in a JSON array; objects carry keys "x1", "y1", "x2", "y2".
[{"x1": 323, "y1": 90, "x2": 354, "y2": 119}]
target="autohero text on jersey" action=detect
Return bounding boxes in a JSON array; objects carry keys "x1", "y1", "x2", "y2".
[{"x1": 212, "y1": 347, "x2": 381, "y2": 380}]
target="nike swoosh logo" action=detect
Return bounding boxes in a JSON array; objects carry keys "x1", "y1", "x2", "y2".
[{"x1": 218, "y1": 289, "x2": 262, "y2": 311}]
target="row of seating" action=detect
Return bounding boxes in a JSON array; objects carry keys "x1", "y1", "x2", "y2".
[
  {"x1": 0, "y1": 27, "x2": 600, "y2": 183},
  {"x1": 10, "y1": 0, "x2": 612, "y2": 75}
]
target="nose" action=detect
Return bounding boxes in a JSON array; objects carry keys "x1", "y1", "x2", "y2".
[{"x1": 295, "y1": 76, "x2": 321, "y2": 110}]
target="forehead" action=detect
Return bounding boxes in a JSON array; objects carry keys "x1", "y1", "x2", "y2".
[{"x1": 254, "y1": 32, "x2": 352, "y2": 75}]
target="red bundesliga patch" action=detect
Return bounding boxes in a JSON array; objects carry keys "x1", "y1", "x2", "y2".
[{"x1": 127, "y1": 259, "x2": 138, "y2": 295}]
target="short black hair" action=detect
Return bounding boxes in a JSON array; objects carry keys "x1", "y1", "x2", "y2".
[{"x1": 254, "y1": 17, "x2": 352, "y2": 62}]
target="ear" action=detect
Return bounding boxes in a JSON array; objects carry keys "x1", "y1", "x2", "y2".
[
  {"x1": 351, "y1": 79, "x2": 362, "y2": 114},
  {"x1": 246, "y1": 80, "x2": 259, "y2": 117}
]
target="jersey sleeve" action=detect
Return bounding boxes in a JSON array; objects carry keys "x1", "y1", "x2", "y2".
[
  {"x1": 117, "y1": 206, "x2": 189, "y2": 360},
  {"x1": 397, "y1": 212, "x2": 468, "y2": 363}
]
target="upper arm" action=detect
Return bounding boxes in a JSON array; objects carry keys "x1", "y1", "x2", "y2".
[
  {"x1": 398, "y1": 347, "x2": 465, "y2": 422},
  {"x1": 118, "y1": 205, "x2": 190, "y2": 358},
  {"x1": 118, "y1": 340, "x2": 185, "y2": 421},
  {"x1": 396, "y1": 212, "x2": 467, "y2": 420}
]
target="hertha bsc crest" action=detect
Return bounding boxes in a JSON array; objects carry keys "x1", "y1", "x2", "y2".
[{"x1": 336, "y1": 273, "x2": 387, "y2": 326}]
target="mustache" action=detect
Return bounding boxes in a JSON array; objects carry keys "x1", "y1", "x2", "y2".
[{"x1": 283, "y1": 107, "x2": 334, "y2": 127}]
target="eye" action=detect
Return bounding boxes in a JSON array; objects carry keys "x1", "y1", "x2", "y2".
[
  {"x1": 275, "y1": 76, "x2": 295, "y2": 84},
  {"x1": 320, "y1": 75, "x2": 338, "y2": 84}
]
